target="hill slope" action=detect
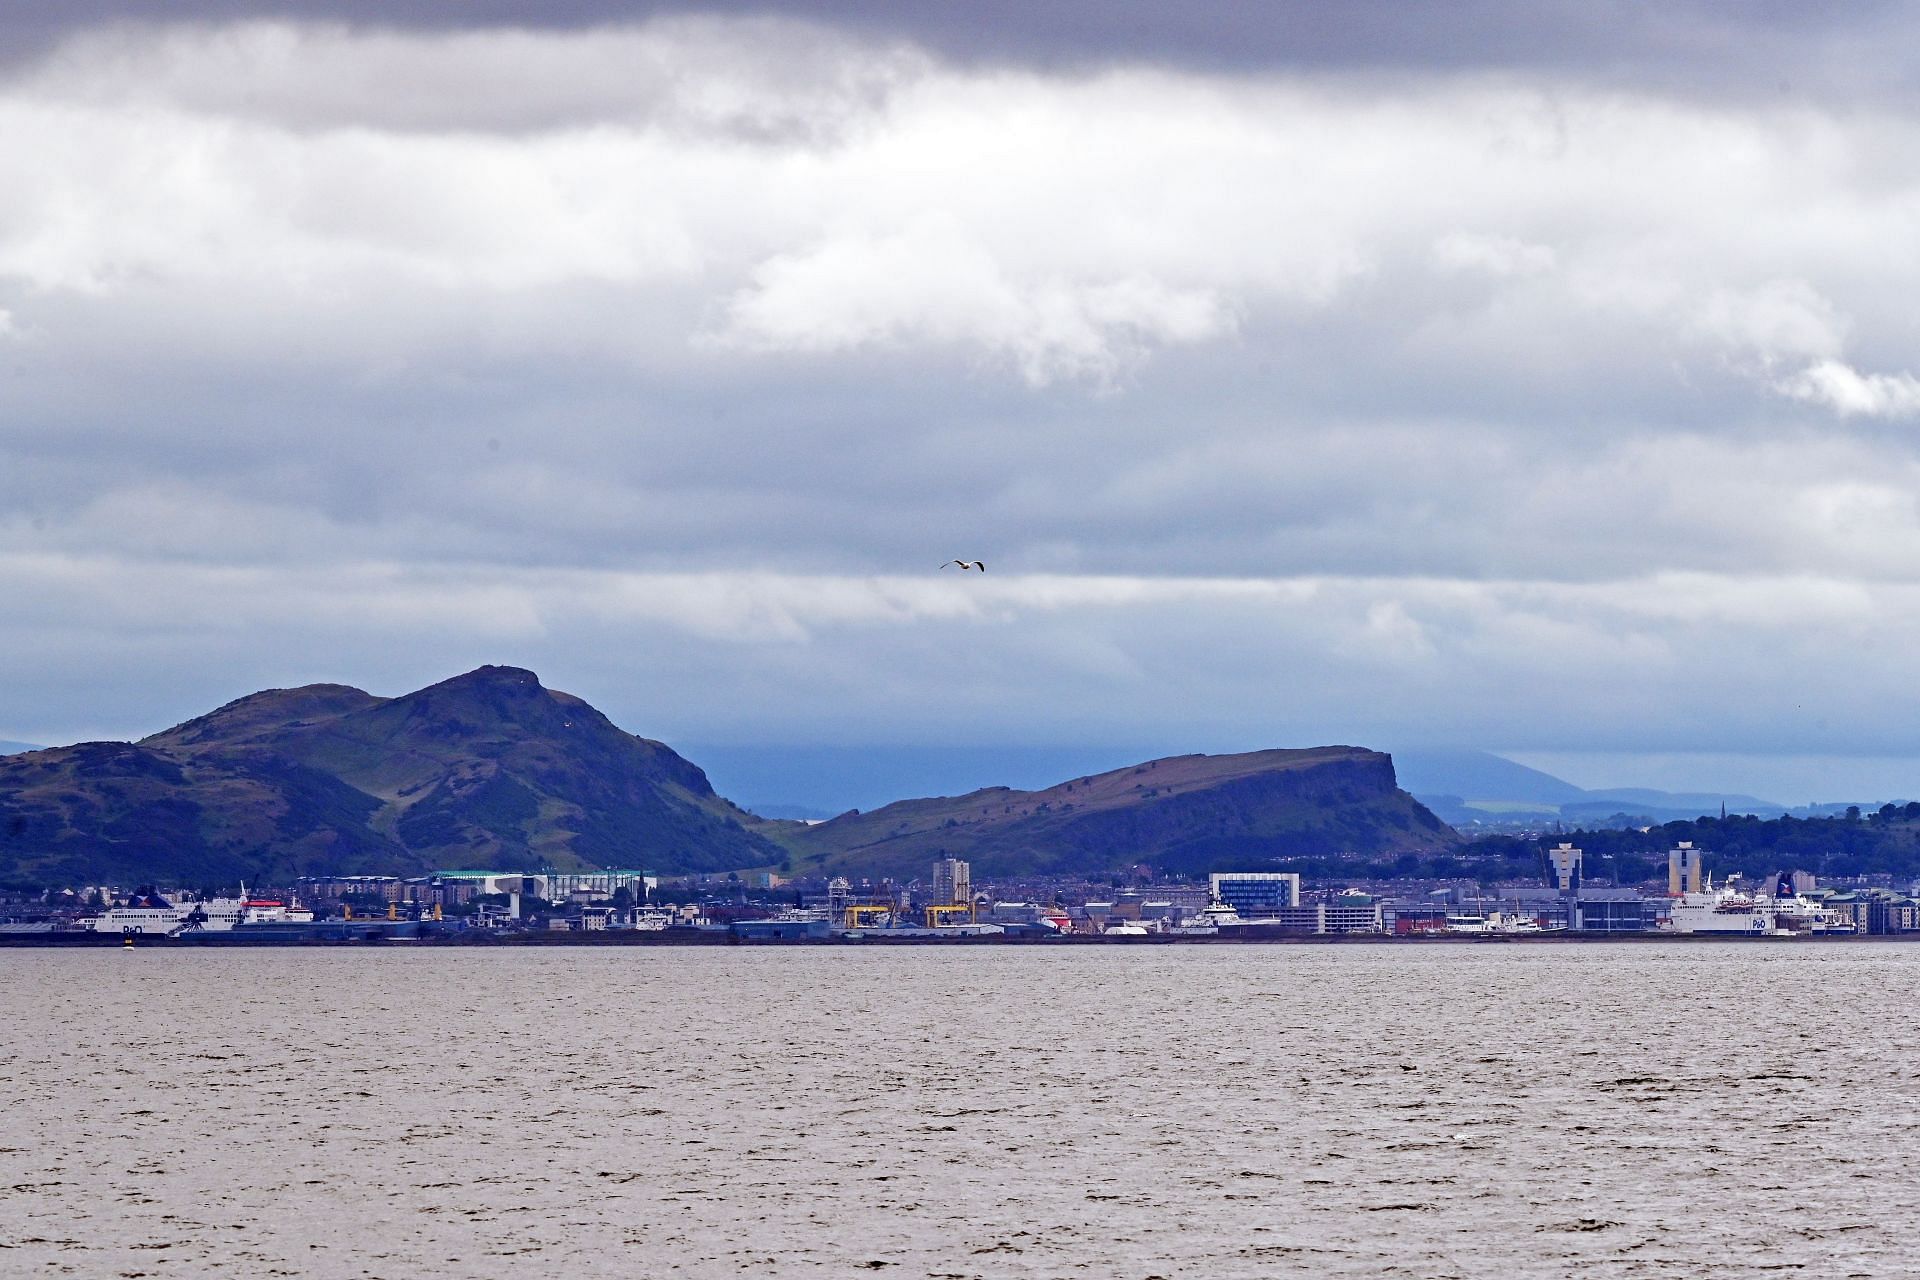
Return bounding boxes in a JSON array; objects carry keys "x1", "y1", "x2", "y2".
[
  {"x1": 0, "y1": 667, "x2": 783, "y2": 886},
  {"x1": 767, "y1": 747, "x2": 1457, "y2": 881}
]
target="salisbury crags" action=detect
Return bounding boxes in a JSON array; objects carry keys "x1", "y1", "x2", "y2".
[{"x1": 761, "y1": 746, "x2": 1457, "y2": 882}]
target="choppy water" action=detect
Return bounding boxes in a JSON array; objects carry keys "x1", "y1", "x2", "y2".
[{"x1": 2, "y1": 943, "x2": 1917, "y2": 1278}]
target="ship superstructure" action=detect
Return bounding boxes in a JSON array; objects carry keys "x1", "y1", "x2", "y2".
[
  {"x1": 90, "y1": 888, "x2": 315, "y2": 935},
  {"x1": 1661, "y1": 878, "x2": 1854, "y2": 936}
]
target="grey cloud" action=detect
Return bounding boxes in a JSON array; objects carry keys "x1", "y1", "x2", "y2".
[
  {"x1": 8, "y1": 17, "x2": 920, "y2": 137},
  {"x1": 5, "y1": 557, "x2": 1919, "y2": 763},
  {"x1": 4, "y1": 309, "x2": 1912, "y2": 586},
  {"x1": 3, "y1": 2, "x2": 1915, "y2": 104},
  {"x1": 6, "y1": 14, "x2": 1920, "y2": 788}
]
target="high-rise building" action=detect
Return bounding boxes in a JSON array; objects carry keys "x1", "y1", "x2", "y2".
[
  {"x1": 1668, "y1": 842, "x2": 1705, "y2": 896},
  {"x1": 1547, "y1": 842, "x2": 1583, "y2": 893},
  {"x1": 932, "y1": 858, "x2": 970, "y2": 906},
  {"x1": 1209, "y1": 871, "x2": 1302, "y2": 917}
]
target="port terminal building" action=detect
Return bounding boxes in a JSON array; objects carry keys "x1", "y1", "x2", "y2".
[{"x1": 1209, "y1": 872, "x2": 1302, "y2": 917}]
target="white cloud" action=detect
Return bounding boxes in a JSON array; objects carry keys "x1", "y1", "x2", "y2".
[
  {"x1": 0, "y1": 24, "x2": 1910, "y2": 393},
  {"x1": 1692, "y1": 278, "x2": 1845, "y2": 365},
  {"x1": 717, "y1": 214, "x2": 1233, "y2": 384},
  {"x1": 1682, "y1": 282, "x2": 1920, "y2": 418},
  {"x1": 1431, "y1": 232, "x2": 1556, "y2": 277},
  {"x1": 1777, "y1": 358, "x2": 1920, "y2": 419}
]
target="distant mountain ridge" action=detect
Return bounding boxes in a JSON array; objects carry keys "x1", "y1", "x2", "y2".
[
  {"x1": 0, "y1": 667, "x2": 782, "y2": 887},
  {"x1": 1390, "y1": 748, "x2": 1789, "y2": 825}
]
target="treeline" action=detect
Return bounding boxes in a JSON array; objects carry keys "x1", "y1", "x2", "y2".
[
  {"x1": 1468, "y1": 807, "x2": 1920, "y2": 883},
  {"x1": 1213, "y1": 806, "x2": 1920, "y2": 886}
]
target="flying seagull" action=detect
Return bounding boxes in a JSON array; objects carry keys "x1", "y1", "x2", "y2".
[{"x1": 942, "y1": 559, "x2": 986, "y2": 571}]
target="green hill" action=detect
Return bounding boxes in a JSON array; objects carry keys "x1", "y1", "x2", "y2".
[
  {"x1": 765, "y1": 746, "x2": 1457, "y2": 881},
  {"x1": 0, "y1": 666, "x2": 783, "y2": 887},
  {"x1": 1, "y1": 669, "x2": 1458, "y2": 889}
]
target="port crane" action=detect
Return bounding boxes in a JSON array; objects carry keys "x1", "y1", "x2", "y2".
[{"x1": 841, "y1": 903, "x2": 893, "y2": 930}]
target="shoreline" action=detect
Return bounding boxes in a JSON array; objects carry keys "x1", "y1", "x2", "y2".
[{"x1": 4, "y1": 929, "x2": 1917, "y2": 949}]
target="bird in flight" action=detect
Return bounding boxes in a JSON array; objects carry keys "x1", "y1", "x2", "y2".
[{"x1": 942, "y1": 559, "x2": 986, "y2": 572}]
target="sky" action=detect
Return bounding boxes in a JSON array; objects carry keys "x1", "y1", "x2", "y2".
[{"x1": 5, "y1": 2, "x2": 1920, "y2": 808}]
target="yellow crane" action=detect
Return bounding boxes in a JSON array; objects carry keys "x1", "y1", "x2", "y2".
[
  {"x1": 842, "y1": 903, "x2": 893, "y2": 930},
  {"x1": 924, "y1": 903, "x2": 974, "y2": 927}
]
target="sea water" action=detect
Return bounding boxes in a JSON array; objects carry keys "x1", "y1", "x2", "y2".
[{"x1": 2, "y1": 944, "x2": 1915, "y2": 1277}]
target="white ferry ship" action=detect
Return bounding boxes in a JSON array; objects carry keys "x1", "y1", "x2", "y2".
[
  {"x1": 90, "y1": 890, "x2": 314, "y2": 935},
  {"x1": 88, "y1": 894, "x2": 196, "y2": 935},
  {"x1": 1662, "y1": 878, "x2": 1854, "y2": 936}
]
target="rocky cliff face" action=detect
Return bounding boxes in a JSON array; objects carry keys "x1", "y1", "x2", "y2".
[
  {"x1": 766, "y1": 746, "x2": 1457, "y2": 881},
  {"x1": 0, "y1": 666, "x2": 784, "y2": 886}
]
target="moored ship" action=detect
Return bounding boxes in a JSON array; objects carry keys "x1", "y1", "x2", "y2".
[
  {"x1": 89, "y1": 888, "x2": 415, "y2": 941},
  {"x1": 89, "y1": 887, "x2": 316, "y2": 935},
  {"x1": 1661, "y1": 879, "x2": 1854, "y2": 936}
]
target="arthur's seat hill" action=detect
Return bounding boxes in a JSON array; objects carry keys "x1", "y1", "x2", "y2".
[{"x1": 0, "y1": 666, "x2": 1457, "y2": 887}]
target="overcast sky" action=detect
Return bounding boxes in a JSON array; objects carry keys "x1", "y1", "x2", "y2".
[{"x1": 4, "y1": 4, "x2": 1920, "y2": 803}]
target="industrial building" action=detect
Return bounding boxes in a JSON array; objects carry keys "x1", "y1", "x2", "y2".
[{"x1": 1573, "y1": 889, "x2": 1656, "y2": 932}]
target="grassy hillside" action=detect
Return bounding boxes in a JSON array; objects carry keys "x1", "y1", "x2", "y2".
[
  {"x1": 767, "y1": 746, "x2": 1457, "y2": 881},
  {"x1": 1, "y1": 669, "x2": 1458, "y2": 890},
  {"x1": 0, "y1": 667, "x2": 785, "y2": 887}
]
